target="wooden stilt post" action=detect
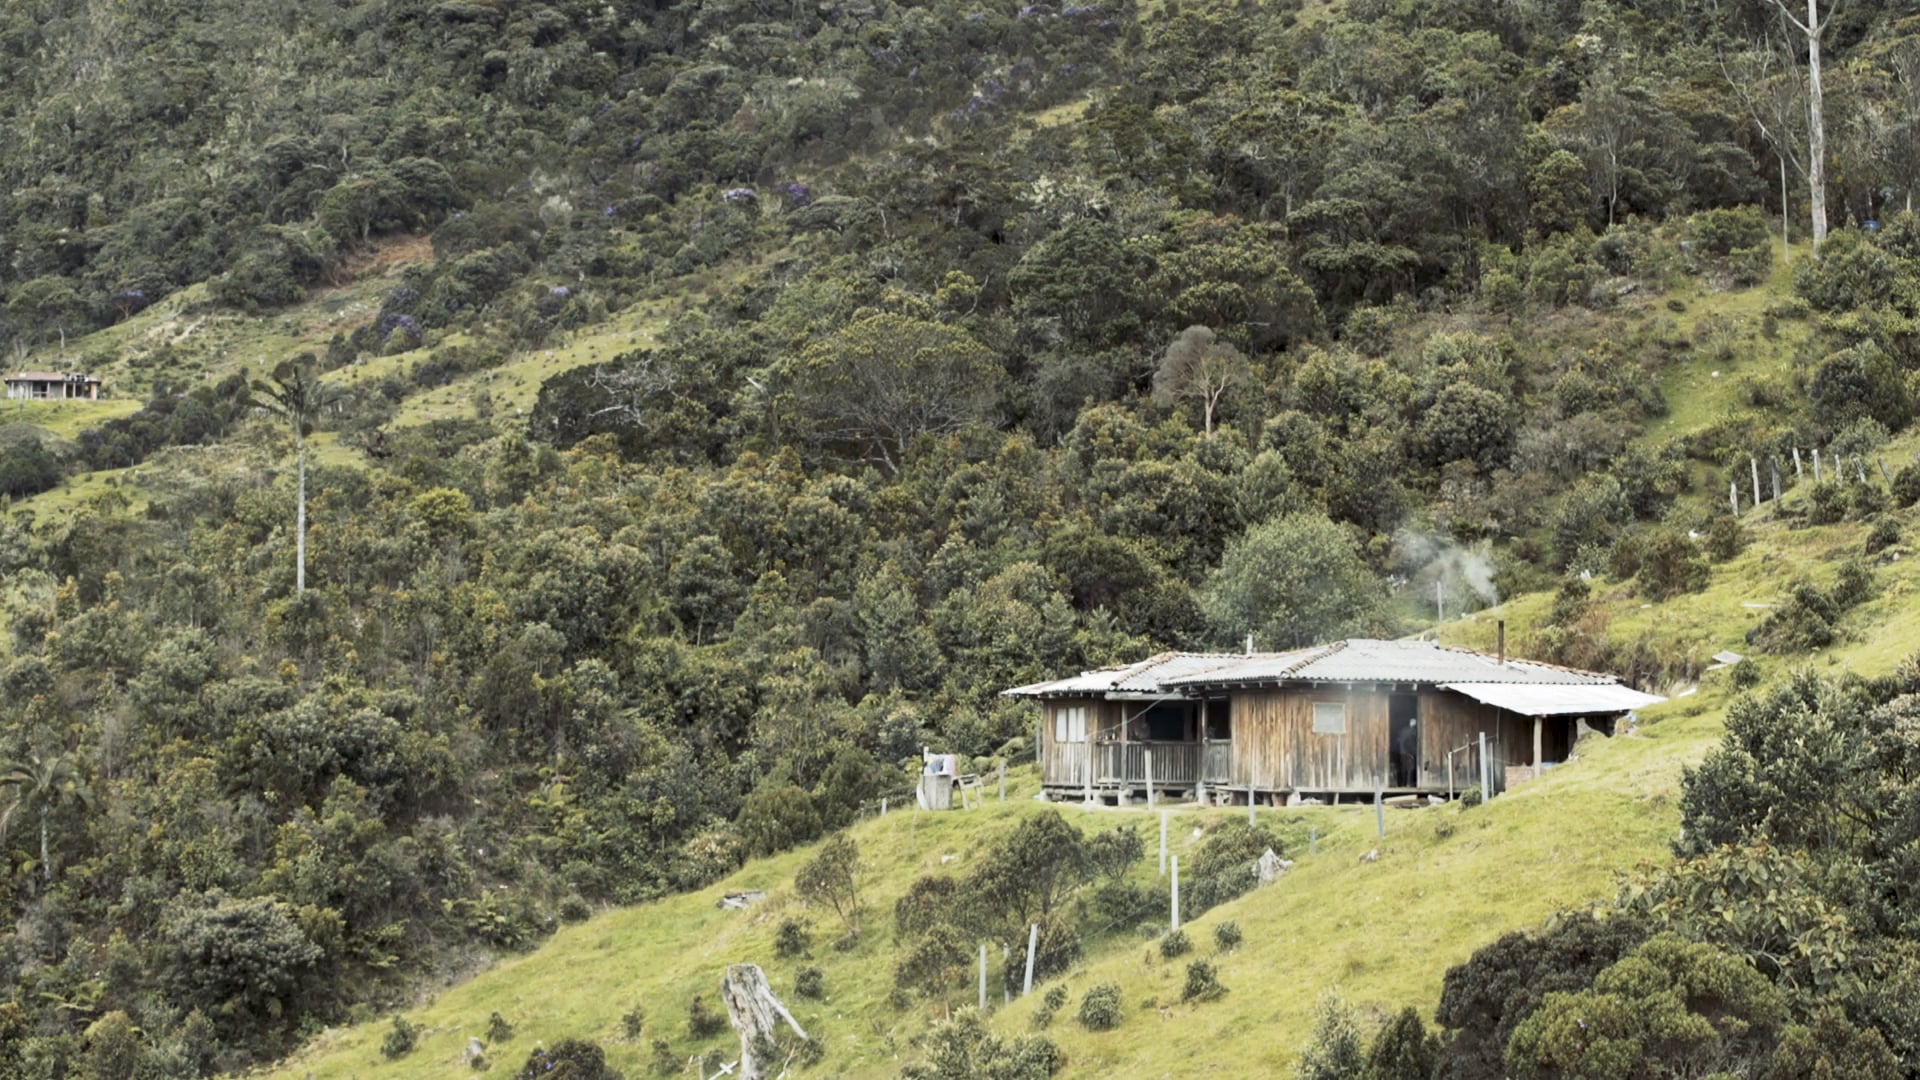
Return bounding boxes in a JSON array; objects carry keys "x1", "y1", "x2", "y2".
[
  {"x1": 1159, "y1": 811, "x2": 1169, "y2": 877},
  {"x1": 1084, "y1": 740, "x2": 1093, "y2": 806},
  {"x1": 1479, "y1": 731, "x2": 1491, "y2": 799},
  {"x1": 1022, "y1": 923, "x2": 1038, "y2": 996},
  {"x1": 1533, "y1": 717, "x2": 1543, "y2": 771},
  {"x1": 1247, "y1": 787, "x2": 1255, "y2": 826},
  {"x1": 1171, "y1": 856, "x2": 1181, "y2": 931}
]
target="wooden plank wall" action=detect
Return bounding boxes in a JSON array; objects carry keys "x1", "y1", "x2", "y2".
[
  {"x1": 1038, "y1": 698, "x2": 1120, "y2": 788},
  {"x1": 1230, "y1": 688, "x2": 1389, "y2": 793}
]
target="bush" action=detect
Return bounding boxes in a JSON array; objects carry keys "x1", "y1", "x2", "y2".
[
  {"x1": 1366, "y1": 1007, "x2": 1438, "y2": 1080},
  {"x1": 1032, "y1": 984, "x2": 1069, "y2": 1029},
  {"x1": 1184, "y1": 820, "x2": 1288, "y2": 918},
  {"x1": 774, "y1": 918, "x2": 812, "y2": 959},
  {"x1": 1690, "y1": 206, "x2": 1771, "y2": 257},
  {"x1": 621, "y1": 1005, "x2": 645, "y2": 1041},
  {"x1": 1703, "y1": 515, "x2": 1746, "y2": 561},
  {"x1": 1866, "y1": 517, "x2": 1902, "y2": 556},
  {"x1": 1891, "y1": 463, "x2": 1920, "y2": 507},
  {"x1": 382, "y1": 1016, "x2": 418, "y2": 1059},
  {"x1": 795, "y1": 966, "x2": 824, "y2": 1000},
  {"x1": 1076, "y1": 983, "x2": 1123, "y2": 1031},
  {"x1": 1460, "y1": 785, "x2": 1484, "y2": 808},
  {"x1": 737, "y1": 785, "x2": 822, "y2": 857},
  {"x1": 1087, "y1": 879, "x2": 1157, "y2": 935},
  {"x1": 650, "y1": 1039, "x2": 677, "y2": 1076},
  {"x1": 687, "y1": 996, "x2": 727, "y2": 1039},
  {"x1": 1213, "y1": 921, "x2": 1242, "y2": 952},
  {"x1": 1181, "y1": 959, "x2": 1226, "y2": 1003},
  {"x1": 515, "y1": 1038, "x2": 620, "y2": 1079},
  {"x1": 1296, "y1": 993, "x2": 1364, "y2": 1080},
  {"x1": 0, "y1": 438, "x2": 61, "y2": 499},
  {"x1": 1159, "y1": 929, "x2": 1192, "y2": 960},
  {"x1": 486, "y1": 1011, "x2": 514, "y2": 1043}
]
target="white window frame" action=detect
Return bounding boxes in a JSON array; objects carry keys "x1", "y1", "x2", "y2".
[
  {"x1": 1312, "y1": 701, "x2": 1348, "y2": 736},
  {"x1": 1054, "y1": 704, "x2": 1088, "y2": 743}
]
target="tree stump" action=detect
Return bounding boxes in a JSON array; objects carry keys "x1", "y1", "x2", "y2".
[{"x1": 720, "y1": 963, "x2": 808, "y2": 1079}]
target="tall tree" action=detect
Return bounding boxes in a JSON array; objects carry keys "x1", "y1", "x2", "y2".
[
  {"x1": 1152, "y1": 325, "x2": 1249, "y2": 437},
  {"x1": 0, "y1": 751, "x2": 91, "y2": 887},
  {"x1": 250, "y1": 355, "x2": 341, "y2": 594},
  {"x1": 1765, "y1": 0, "x2": 1834, "y2": 248}
]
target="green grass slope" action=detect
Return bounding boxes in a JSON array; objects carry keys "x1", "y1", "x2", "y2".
[{"x1": 256, "y1": 693, "x2": 1715, "y2": 1080}]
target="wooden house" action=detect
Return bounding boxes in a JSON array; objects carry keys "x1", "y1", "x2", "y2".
[
  {"x1": 5, "y1": 371, "x2": 102, "y2": 401},
  {"x1": 1003, "y1": 638, "x2": 1663, "y2": 804}
]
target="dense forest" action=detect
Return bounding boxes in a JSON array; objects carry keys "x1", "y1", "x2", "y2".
[{"x1": 4, "y1": 0, "x2": 1920, "y2": 1075}]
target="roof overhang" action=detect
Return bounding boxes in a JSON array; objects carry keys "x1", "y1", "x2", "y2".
[{"x1": 1440, "y1": 682, "x2": 1666, "y2": 716}]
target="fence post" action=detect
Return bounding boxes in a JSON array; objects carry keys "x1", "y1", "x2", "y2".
[
  {"x1": 1022, "y1": 923, "x2": 1039, "y2": 996},
  {"x1": 1729, "y1": 481, "x2": 1739, "y2": 516},
  {"x1": 1814, "y1": 448, "x2": 1822, "y2": 482},
  {"x1": 979, "y1": 945, "x2": 988, "y2": 1011},
  {"x1": 1479, "y1": 731, "x2": 1491, "y2": 799},
  {"x1": 1159, "y1": 811, "x2": 1169, "y2": 877},
  {"x1": 1375, "y1": 785, "x2": 1385, "y2": 837},
  {"x1": 1793, "y1": 446, "x2": 1802, "y2": 478},
  {"x1": 1751, "y1": 457, "x2": 1761, "y2": 507},
  {"x1": 1879, "y1": 457, "x2": 1893, "y2": 486},
  {"x1": 1171, "y1": 856, "x2": 1181, "y2": 931},
  {"x1": 881, "y1": 798, "x2": 887, "y2": 818},
  {"x1": 1771, "y1": 458, "x2": 1781, "y2": 502}
]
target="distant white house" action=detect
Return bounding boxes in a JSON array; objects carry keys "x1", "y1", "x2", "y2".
[{"x1": 5, "y1": 371, "x2": 102, "y2": 401}]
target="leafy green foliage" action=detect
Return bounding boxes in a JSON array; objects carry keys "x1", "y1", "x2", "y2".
[
  {"x1": 380, "y1": 1016, "x2": 418, "y2": 1060},
  {"x1": 1158, "y1": 929, "x2": 1192, "y2": 960},
  {"x1": 1296, "y1": 993, "x2": 1363, "y2": 1080},
  {"x1": 1198, "y1": 513, "x2": 1385, "y2": 649},
  {"x1": 795, "y1": 835, "x2": 864, "y2": 939},
  {"x1": 1076, "y1": 983, "x2": 1123, "y2": 1032},
  {"x1": 514, "y1": 1037, "x2": 621, "y2": 1080},
  {"x1": 900, "y1": 1009, "x2": 1063, "y2": 1080}
]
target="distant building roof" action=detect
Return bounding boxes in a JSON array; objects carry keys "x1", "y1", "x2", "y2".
[
  {"x1": 1005, "y1": 639, "x2": 1624, "y2": 699},
  {"x1": 6, "y1": 371, "x2": 101, "y2": 383}
]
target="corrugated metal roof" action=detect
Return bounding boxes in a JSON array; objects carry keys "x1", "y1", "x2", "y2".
[
  {"x1": 1441, "y1": 682, "x2": 1667, "y2": 716},
  {"x1": 1164, "y1": 639, "x2": 1615, "y2": 688},
  {"x1": 7, "y1": 371, "x2": 99, "y2": 382},
  {"x1": 1007, "y1": 639, "x2": 1628, "y2": 698},
  {"x1": 1111, "y1": 652, "x2": 1251, "y2": 692}
]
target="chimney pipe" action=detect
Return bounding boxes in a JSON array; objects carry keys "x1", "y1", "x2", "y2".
[{"x1": 1496, "y1": 621, "x2": 1506, "y2": 666}]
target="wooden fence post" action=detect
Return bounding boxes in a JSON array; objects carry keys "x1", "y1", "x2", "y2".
[
  {"x1": 1022, "y1": 923, "x2": 1038, "y2": 996},
  {"x1": 1793, "y1": 447, "x2": 1803, "y2": 478},
  {"x1": 1171, "y1": 856, "x2": 1181, "y2": 931},
  {"x1": 1729, "y1": 481, "x2": 1739, "y2": 516},
  {"x1": 1159, "y1": 811, "x2": 1169, "y2": 877},
  {"x1": 1247, "y1": 786, "x2": 1255, "y2": 825},
  {"x1": 1751, "y1": 457, "x2": 1761, "y2": 507},
  {"x1": 1814, "y1": 448, "x2": 1823, "y2": 482}
]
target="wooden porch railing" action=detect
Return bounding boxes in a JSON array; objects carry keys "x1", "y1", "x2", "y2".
[{"x1": 1094, "y1": 742, "x2": 1200, "y2": 786}]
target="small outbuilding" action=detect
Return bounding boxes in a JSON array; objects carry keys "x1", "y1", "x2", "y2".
[
  {"x1": 5, "y1": 371, "x2": 102, "y2": 401},
  {"x1": 1003, "y1": 638, "x2": 1663, "y2": 804}
]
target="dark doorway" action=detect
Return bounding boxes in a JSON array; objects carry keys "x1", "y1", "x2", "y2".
[{"x1": 1389, "y1": 694, "x2": 1420, "y2": 788}]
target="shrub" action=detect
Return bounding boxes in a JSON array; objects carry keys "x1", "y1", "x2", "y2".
[
  {"x1": 1703, "y1": 515, "x2": 1746, "y2": 561},
  {"x1": 1366, "y1": 1007, "x2": 1438, "y2": 1080},
  {"x1": 515, "y1": 1038, "x2": 620, "y2": 1079},
  {"x1": 1181, "y1": 959, "x2": 1226, "y2": 1003},
  {"x1": 737, "y1": 784, "x2": 822, "y2": 857},
  {"x1": 1031, "y1": 984, "x2": 1069, "y2": 1029},
  {"x1": 1808, "y1": 481, "x2": 1848, "y2": 525},
  {"x1": 1087, "y1": 879, "x2": 1156, "y2": 935},
  {"x1": 774, "y1": 918, "x2": 812, "y2": 959},
  {"x1": 621, "y1": 1004, "x2": 645, "y2": 1041},
  {"x1": 1183, "y1": 820, "x2": 1287, "y2": 917},
  {"x1": 1076, "y1": 983, "x2": 1123, "y2": 1031},
  {"x1": 1159, "y1": 929, "x2": 1192, "y2": 959},
  {"x1": 1866, "y1": 517, "x2": 1901, "y2": 555},
  {"x1": 795, "y1": 966, "x2": 824, "y2": 1000},
  {"x1": 486, "y1": 1011, "x2": 514, "y2": 1043},
  {"x1": 1296, "y1": 993, "x2": 1364, "y2": 1080},
  {"x1": 1690, "y1": 206, "x2": 1771, "y2": 257},
  {"x1": 1891, "y1": 463, "x2": 1920, "y2": 507},
  {"x1": 558, "y1": 893, "x2": 591, "y2": 923},
  {"x1": 903, "y1": 1010, "x2": 1063, "y2": 1080},
  {"x1": 382, "y1": 1016, "x2": 418, "y2": 1059},
  {"x1": 687, "y1": 996, "x2": 727, "y2": 1039},
  {"x1": 795, "y1": 835, "x2": 864, "y2": 937},
  {"x1": 1213, "y1": 921, "x2": 1242, "y2": 952},
  {"x1": 1460, "y1": 785, "x2": 1484, "y2": 808},
  {"x1": 650, "y1": 1039, "x2": 678, "y2": 1076}
]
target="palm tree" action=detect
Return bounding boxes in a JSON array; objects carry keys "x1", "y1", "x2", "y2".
[
  {"x1": 0, "y1": 751, "x2": 92, "y2": 888},
  {"x1": 250, "y1": 355, "x2": 342, "y2": 594}
]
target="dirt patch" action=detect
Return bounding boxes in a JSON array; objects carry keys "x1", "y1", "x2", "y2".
[{"x1": 342, "y1": 233, "x2": 435, "y2": 280}]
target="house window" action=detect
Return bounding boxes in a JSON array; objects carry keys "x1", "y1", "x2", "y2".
[
  {"x1": 1053, "y1": 705, "x2": 1087, "y2": 743},
  {"x1": 1312, "y1": 701, "x2": 1348, "y2": 735}
]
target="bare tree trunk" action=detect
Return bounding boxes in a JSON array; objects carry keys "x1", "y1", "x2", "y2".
[
  {"x1": 39, "y1": 806, "x2": 50, "y2": 887},
  {"x1": 721, "y1": 964, "x2": 808, "y2": 1080},
  {"x1": 1806, "y1": 0, "x2": 1827, "y2": 249},
  {"x1": 296, "y1": 430, "x2": 307, "y2": 594},
  {"x1": 1780, "y1": 154, "x2": 1792, "y2": 265}
]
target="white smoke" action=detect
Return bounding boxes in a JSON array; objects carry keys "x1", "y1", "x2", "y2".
[{"x1": 1392, "y1": 531, "x2": 1500, "y2": 618}]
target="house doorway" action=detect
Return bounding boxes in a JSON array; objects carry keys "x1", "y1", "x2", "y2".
[{"x1": 1388, "y1": 694, "x2": 1420, "y2": 788}]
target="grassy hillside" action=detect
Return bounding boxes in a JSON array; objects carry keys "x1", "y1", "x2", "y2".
[{"x1": 253, "y1": 443, "x2": 1920, "y2": 1078}]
